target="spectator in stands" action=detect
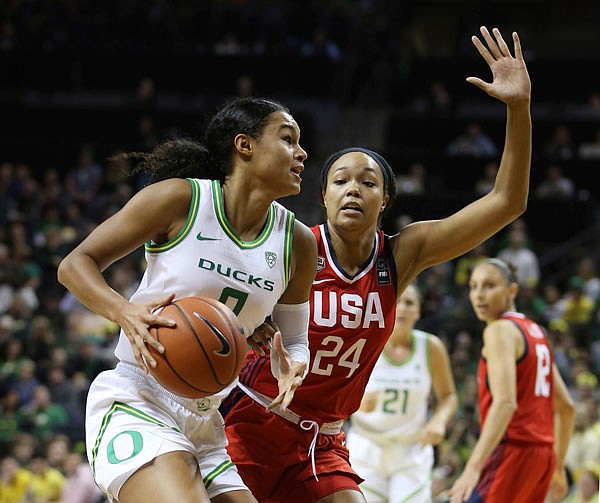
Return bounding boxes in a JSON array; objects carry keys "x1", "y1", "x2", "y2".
[
  {"x1": 535, "y1": 164, "x2": 575, "y2": 200},
  {"x1": 60, "y1": 451, "x2": 103, "y2": 503},
  {"x1": 9, "y1": 359, "x2": 40, "y2": 407},
  {"x1": 544, "y1": 124, "x2": 576, "y2": 161},
  {"x1": 575, "y1": 255, "x2": 600, "y2": 301},
  {"x1": 453, "y1": 243, "x2": 489, "y2": 292},
  {"x1": 496, "y1": 225, "x2": 540, "y2": 287},
  {"x1": 542, "y1": 283, "x2": 566, "y2": 325},
  {"x1": 0, "y1": 389, "x2": 23, "y2": 454},
  {"x1": 561, "y1": 276, "x2": 596, "y2": 341},
  {"x1": 10, "y1": 432, "x2": 36, "y2": 468},
  {"x1": 396, "y1": 161, "x2": 426, "y2": 195},
  {"x1": 0, "y1": 455, "x2": 33, "y2": 502},
  {"x1": 29, "y1": 454, "x2": 65, "y2": 502},
  {"x1": 578, "y1": 127, "x2": 600, "y2": 159},
  {"x1": 445, "y1": 121, "x2": 499, "y2": 157},
  {"x1": 63, "y1": 144, "x2": 103, "y2": 217},
  {"x1": 46, "y1": 364, "x2": 86, "y2": 443},
  {"x1": 474, "y1": 161, "x2": 499, "y2": 196},
  {"x1": 17, "y1": 384, "x2": 69, "y2": 442},
  {"x1": 45, "y1": 434, "x2": 71, "y2": 473},
  {"x1": 516, "y1": 281, "x2": 545, "y2": 324}
]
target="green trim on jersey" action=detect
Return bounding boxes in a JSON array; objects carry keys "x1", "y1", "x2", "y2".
[
  {"x1": 90, "y1": 401, "x2": 182, "y2": 478},
  {"x1": 283, "y1": 211, "x2": 294, "y2": 287},
  {"x1": 382, "y1": 331, "x2": 417, "y2": 367},
  {"x1": 425, "y1": 332, "x2": 432, "y2": 375},
  {"x1": 211, "y1": 179, "x2": 276, "y2": 249},
  {"x1": 145, "y1": 178, "x2": 200, "y2": 253},
  {"x1": 203, "y1": 460, "x2": 234, "y2": 489}
]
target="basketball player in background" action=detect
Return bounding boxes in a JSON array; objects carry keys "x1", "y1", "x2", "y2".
[
  {"x1": 57, "y1": 97, "x2": 318, "y2": 503},
  {"x1": 345, "y1": 283, "x2": 457, "y2": 503},
  {"x1": 448, "y1": 259, "x2": 575, "y2": 503},
  {"x1": 223, "y1": 26, "x2": 535, "y2": 502}
]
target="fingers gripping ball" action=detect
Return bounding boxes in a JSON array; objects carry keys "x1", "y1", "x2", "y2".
[{"x1": 148, "y1": 296, "x2": 246, "y2": 398}]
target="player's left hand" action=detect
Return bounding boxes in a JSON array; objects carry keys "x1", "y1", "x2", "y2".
[
  {"x1": 448, "y1": 466, "x2": 480, "y2": 503},
  {"x1": 418, "y1": 420, "x2": 446, "y2": 446},
  {"x1": 546, "y1": 466, "x2": 568, "y2": 501},
  {"x1": 247, "y1": 319, "x2": 278, "y2": 356},
  {"x1": 467, "y1": 26, "x2": 531, "y2": 106},
  {"x1": 267, "y1": 331, "x2": 306, "y2": 413}
]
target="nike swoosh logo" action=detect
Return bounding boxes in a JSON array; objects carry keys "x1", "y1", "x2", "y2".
[
  {"x1": 312, "y1": 278, "x2": 336, "y2": 285},
  {"x1": 196, "y1": 231, "x2": 220, "y2": 241},
  {"x1": 193, "y1": 312, "x2": 231, "y2": 356}
]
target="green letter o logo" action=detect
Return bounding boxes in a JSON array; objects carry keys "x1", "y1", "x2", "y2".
[{"x1": 107, "y1": 430, "x2": 143, "y2": 464}]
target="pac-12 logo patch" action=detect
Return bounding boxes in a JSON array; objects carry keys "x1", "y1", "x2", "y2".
[{"x1": 265, "y1": 251, "x2": 277, "y2": 268}]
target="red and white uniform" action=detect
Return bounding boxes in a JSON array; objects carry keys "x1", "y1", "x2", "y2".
[
  {"x1": 470, "y1": 311, "x2": 555, "y2": 503},
  {"x1": 223, "y1": 223, "x2": 398, "y2": 502}
]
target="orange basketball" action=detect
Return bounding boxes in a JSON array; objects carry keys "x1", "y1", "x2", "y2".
[{"x1": 148, "y1": 296, "x2": 247, "y2": 398}]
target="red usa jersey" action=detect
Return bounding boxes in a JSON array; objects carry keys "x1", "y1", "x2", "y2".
[
  {"x1": 478, "y1": 312, "x2": 554, "y2": 445},
  {"x1": 238, "y1": 223, "x2": 397, "y2": 424}
]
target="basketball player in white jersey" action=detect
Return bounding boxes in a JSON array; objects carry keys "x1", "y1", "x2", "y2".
[
  {"x1": 57, "y1": 97, "x2": 317, "y2": 503},
  {"x1": 346, "y1": 284, "x2": 457, "y2": 503}
]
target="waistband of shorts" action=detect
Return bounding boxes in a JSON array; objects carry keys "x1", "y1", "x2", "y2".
[
  {"x1": 237, "y1": 382, "x2": 342, "y2": 435},
  {"x1": 116, "y1": 362, "x2": 221, "y2": 415}
]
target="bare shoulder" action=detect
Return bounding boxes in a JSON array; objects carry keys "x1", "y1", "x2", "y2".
[
  {"x1": 292, "y1": 219, "x2": 317, "y2": 254},
  {"x1": 127, "y1": 178, "x2": 194, "y2": 239},
  {"x1": 389, "y1": 220, "x2": 440, "y2": 283},
  {"x1": 427, "y1": 333, "x2": 449, "y2": 354},
  {"x1": 483, "y1": 319, "x2": 521, "y2": 353}
]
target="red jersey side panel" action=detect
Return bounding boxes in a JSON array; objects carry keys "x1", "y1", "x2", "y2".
[
  {"x1": 238, "y1": 223, "x2": 397, "y2": 424},
  {"x1": 477, "y1": 312, "x2": 554, "y2": 445}
]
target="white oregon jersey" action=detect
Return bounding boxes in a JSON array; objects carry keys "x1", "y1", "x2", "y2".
[
  {"x1": 114, "y1": 178, "x2": 294, "y2": 398},
  {"x1": 350, "y1": 330, "x2": 432, "y2": 444}
]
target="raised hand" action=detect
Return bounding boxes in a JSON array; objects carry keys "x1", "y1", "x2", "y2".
[{"x1": 467, "y1": 26, "x2": 531, "y2": 105}]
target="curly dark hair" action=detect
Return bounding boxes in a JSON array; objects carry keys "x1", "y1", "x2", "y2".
[{"x1": 121, "y1": 97, "x2": 290, "y2": 184}]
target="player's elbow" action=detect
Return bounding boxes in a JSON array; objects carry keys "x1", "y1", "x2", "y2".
[
  {"x1": 555, "y1": 394, "x2": 576, "y2": 418},
  {"x1": 496, "y1": 397, "x2": 518, "y2": 415},
  {"x1": 57, "y1": 254, "x2": 76, "y2": 289}
]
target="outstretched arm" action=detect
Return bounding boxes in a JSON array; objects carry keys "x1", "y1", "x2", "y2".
[{"x1": 391, "y1": 27, "x2": 532, "y2": 281}]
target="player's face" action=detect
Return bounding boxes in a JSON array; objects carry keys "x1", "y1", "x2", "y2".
[
  {"x1": 250, "y1": 111, "x2": 307, "y2": 197},
  {"x1": 395, "y1": 285, "x2": 421, "y2": 330},
  {"x1": 322, "y1": 152, "x2": 388, "y2": 230},
  {"x1": 468, "y1": 264, "x2": 516, "y2": 322}
]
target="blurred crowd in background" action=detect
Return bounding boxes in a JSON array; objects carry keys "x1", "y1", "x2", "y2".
[{"x1": 1, "y1": 1, "x2": 600, "y2": 502}]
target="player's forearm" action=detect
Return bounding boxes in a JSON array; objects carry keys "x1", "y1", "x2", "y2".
[
  {"x1": 492, "y1": 102, "x2": 531, "y2": 214},
  {"x1": 57, "y1": 252, "x2": 129, "y2": 323},
  {"x1": 553, "y1": 405, "x2": 575, "y2": 469},
  {"x1": 465, "y1": 400, "x2": 516, "y2": 472},
  {"x1": 430, "y1": 392, "x2": 458, "y2": 430}
]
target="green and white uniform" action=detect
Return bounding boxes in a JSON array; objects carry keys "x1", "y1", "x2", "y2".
[
  {"x1": 87, "y1": 178, "x2": 295, "y2": 501},
  {"x1": 346, "y1": 330, "x2": 434, "y2": 503}
]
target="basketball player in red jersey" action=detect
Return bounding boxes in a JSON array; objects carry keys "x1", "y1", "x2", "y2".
[
  {"x1": 448, "y1": 259, "x2": 575, "y2": 503},
  {"x1": 222, "y1": 26, "x2": 535, "y2": 502}
]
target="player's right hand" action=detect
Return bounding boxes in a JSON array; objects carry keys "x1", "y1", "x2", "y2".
[{"x1": 117, "y1": 293, "x2": 176, "y2": 373}]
